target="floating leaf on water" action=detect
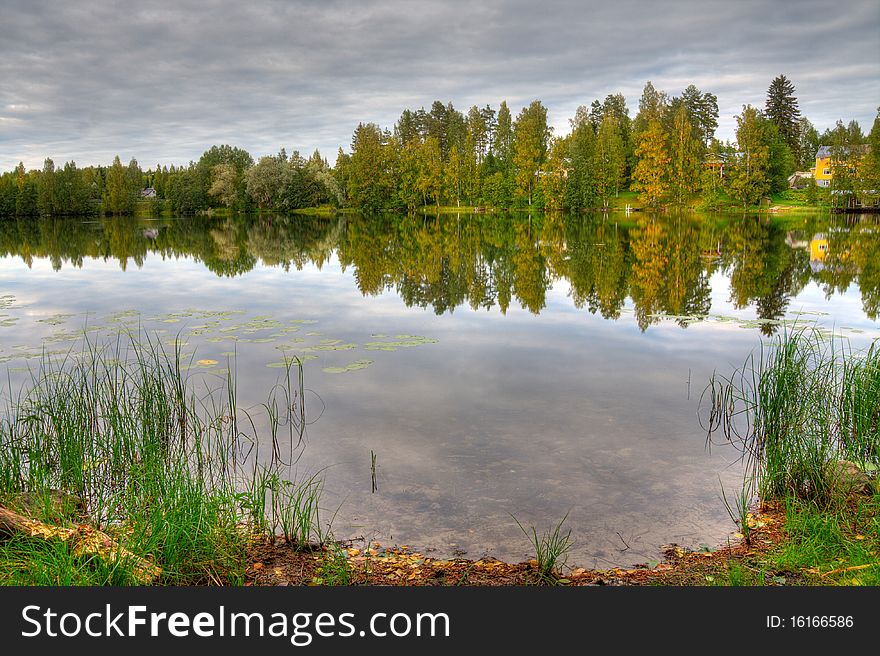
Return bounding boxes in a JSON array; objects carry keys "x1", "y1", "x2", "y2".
[
  {"x1": 162, "y1": 319, "x2": 180, "y2": 323},
  {"x1": 37, "y1": 314, "x2": 75, "y2": 326},
  {"x1": 275, "y1": 338, "x2": 306, "y2": 347},
  {"x1": 306, "y1": 331, "x2": 321, "y2": 336},
  {"x1": 251, "y1": 338, "x2": 276, "y2": 343},
  {"x1": 322, "y1": 358, "x2": 374, "y2": 374},
  {"x1": 205, "y1": 337, "x2": 226, "y2": 342},
  {"x1": 220, "y1": 351, "x2": 236, "y2": 357},
  {"x1": 197, "y1": 359, "x2": 218, "y2": 366},
  {"x1": 310, "y1": 342, "x2": 357, "y2": 351}
]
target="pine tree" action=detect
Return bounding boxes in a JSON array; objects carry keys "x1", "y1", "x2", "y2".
[
  {"x1": 493, "y1": 101, "x2": 513, "y2": 164},
  {"x1": 765, "y1": 75, "x2": 801, "y2": 159}
]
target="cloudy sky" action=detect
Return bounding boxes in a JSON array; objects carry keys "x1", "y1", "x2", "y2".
[{"x1": 1, "y1": 0, "x2": 878, "y2": 171}]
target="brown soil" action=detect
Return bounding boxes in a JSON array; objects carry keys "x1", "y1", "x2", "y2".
[{"x1": 244, "y1": 501, "x2": 793, "y2": 587}]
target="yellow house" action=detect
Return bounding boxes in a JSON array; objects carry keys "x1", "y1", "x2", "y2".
[
  {"x1": 809, "y1": 233, "x2": 828, "y2": 263},
  {"x1": 810, "y1": 146, "x2": 833, "y2": 188},
  {"x1": 810, "y1": 144, "x2": 869, "y2": 188}
]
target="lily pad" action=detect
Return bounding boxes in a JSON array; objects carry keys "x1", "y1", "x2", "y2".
[{"x1": 322, "y1": 358, "x2": 374, "y2": 374}]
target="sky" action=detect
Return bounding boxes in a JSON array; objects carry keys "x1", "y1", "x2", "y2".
[{"x1": 1, "y1": 0, "x2": 878, "y2": 171}]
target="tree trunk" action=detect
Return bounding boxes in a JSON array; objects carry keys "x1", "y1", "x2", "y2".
[{"x1": 0, "y1": 505, "x2": 161, "y2": 584}]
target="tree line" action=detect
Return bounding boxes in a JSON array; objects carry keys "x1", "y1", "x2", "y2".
[
  {"x1": 2, "y1": 212, "x2": 877, "y2": 327},
  {"x1": 2, "y1": 76, "x2": 878, "y2": 217}
]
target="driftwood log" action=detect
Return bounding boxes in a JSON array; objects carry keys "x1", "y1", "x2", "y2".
[{"x1": 0, "y1": 505, "x2": 160, "y2": 584}]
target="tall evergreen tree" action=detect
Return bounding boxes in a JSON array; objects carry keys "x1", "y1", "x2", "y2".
[
  {"x1": 765, "y1": 75, "x2": 801, "y2": 158},
  {"x1": 493, "y1": 101, "x2": 513, "y2": 164}
]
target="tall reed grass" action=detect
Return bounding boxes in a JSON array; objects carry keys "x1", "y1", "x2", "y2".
[
  {"x1": 703, "y1": 328, "x2": 879, "y2": 506},
  {"x1": 0, "y1": 331, "x2": 327, "y2": 585}
]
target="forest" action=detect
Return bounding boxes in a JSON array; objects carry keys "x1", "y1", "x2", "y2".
[{"x1": 1, "y1": 76, "x2": 878, "y2": 217}]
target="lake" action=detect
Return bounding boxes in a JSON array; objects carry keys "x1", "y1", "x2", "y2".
[{"x1": 0, "y1": 211, "x2": 877, "y2": 568}]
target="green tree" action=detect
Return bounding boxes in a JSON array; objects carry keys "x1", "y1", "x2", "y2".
[
  {"x1": 566, "y1": 112, "x2": 598, "y2": 210},
  {"x1": 37, "y1": 158, "x2": 57, "y2": 215},
  {"x1": 595, "y1": 113, "x2": 626, "y2": 207},
  {"x1": 796, "y1": 117, "x2": 820, "y2": 170},
  {"x1": 634, "y1": 81, "x2": 668, "y2": 136},
  {"x1": 676, "y1": 84, "x2": 718, "y2": 146},
  {"x1": 209, "y1": 163, "x2": 238, "y2": 208},
  {"x1": 56, "y1": 160, "x2": 91, "y2": 214},
  {"x1": 765, "y1": 75, "x2": 801, "y2": 159},
  {"x1": 416, "y1": 136, "x2": 443, "y2": 208},
  {"x1": 493, "y1": 101, "x2": 513, "y2": 164},
  {"x1": 541, "y1": 136, "x2": 570, "y2": 210},
  {"x1": 728, "y1": 105, "x2": 771, "y2": 206},
  {"x1": 864, "y1": 108, "x2": 880, "y2": 204},
  {"x1": 347, "y1": 123, "x2": 396, "y2": 212},
  {"x1": 245, "y1": 155, "x2": 288, "y2": 209},
  {"x1": 512, "y1": 100, "x2": 551, "y2": 206},
  {"x1": 197, "y1": 145, "x2": 254, "y2": 210},
  {"x1": 103, "y1": 155, "x2": 137, "y2": 214},
  {"x1": 668, "y1": 106, "x2": 701, "y2": 204}
]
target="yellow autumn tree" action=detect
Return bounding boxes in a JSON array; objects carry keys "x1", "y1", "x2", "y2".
[{"x1": 631, "y1": 119, "x2": 670, "y2": 208}]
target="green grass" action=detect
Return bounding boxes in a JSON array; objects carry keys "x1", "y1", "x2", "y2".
[
  {"x1": 314, "y1": 543, "x2": 353, "y2": 586},
  {"x1": 0, "y1": 332, "x2": 325, "y2": 585},
  {"x1": 771, "y1": 494, "x2": 880, "y2": 585},
  {"x1": 700, "y1": 328, "x2": 880, "y2": 586},
  {"x1": 704, "y1": 328, "x2": 879, "y2": 506},
  {"x1": 512, "y1": 512, "x2": 574, "y2": 584}
]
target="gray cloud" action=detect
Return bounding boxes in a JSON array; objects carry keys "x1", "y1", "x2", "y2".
[{"x1": 1, "y1": 0, "x2": 878, "y2": 170}]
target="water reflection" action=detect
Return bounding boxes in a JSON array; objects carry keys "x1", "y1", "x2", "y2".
[{"x1": 1, "y1": 211, "x2": 877, "y2": 329}]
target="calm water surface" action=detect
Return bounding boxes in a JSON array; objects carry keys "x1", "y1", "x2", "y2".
[{"x1": 1, "y1": 211, "x2": 877, "y2": 567}]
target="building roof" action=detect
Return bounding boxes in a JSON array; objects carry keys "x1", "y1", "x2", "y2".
[{"x1": 816, "y1": 144, "x2": 869, "y2": 159}]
